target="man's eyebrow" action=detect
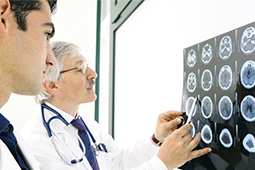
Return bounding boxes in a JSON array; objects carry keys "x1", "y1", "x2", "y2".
[{"x1": 43, "y1": 22, "x2": 55, "y2": 37}]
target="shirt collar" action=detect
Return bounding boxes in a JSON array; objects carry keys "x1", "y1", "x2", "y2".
[
  {"x1": 44, "y1": 102, "x2": 75, "y2": 124},
  {"x1": 0, "y1": 113, "x2": 10, "y2": 133}
]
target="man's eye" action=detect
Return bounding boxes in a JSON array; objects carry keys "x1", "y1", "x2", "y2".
[{"x1": 45, "y1": 32, "x2": 52, "y2": 40}]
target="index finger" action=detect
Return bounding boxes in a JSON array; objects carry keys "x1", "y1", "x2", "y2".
[
  {"x1": 174, "y1": 124, "x2": 193, "y2": 137},
  {"x1": 162, "y1": 110, "x2": 184, "y2": 120},
  {"x1": 189, "y1": 147, "x2": 212, "y2": 161}
]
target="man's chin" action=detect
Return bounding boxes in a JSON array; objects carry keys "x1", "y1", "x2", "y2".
[
  {"x1": 84, "y1": 95, "x2": 97, "y2": 103},
  {"x1": 15, "y1": 83, "x2": 43, "y2": 96}
]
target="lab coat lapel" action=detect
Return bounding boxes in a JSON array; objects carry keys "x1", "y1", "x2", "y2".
[
  {"x1": 14, "y1": 131, "x2": 40, "y2": 170},
  {"x1": 42, "y1": 104, "x2": 93, "y2": 169},
  {"x1": 0, "y1": 140, "x2": 22, "y2": 170},
  {"x1": 57, "y1": 126, "x2": 93, "y2": 170}
]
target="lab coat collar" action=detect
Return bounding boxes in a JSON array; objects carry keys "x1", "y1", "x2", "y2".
[
  {"x1": 44, "y1": 102, "x2": 76, "y2": 122},
  {"x1": 41, "y1": 103, "x2": 92, "y2": 169},
  {"x1": 42, "y1": 102, "x2": 76, "y2": 134}
]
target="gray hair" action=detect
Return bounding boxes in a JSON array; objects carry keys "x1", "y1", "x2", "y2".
[{"x1": 36, "y1": 41, "x2": 81, "y2": 103}]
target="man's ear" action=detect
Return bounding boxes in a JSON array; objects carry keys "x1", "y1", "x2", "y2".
[
  {"x1": 42, "y1": 81, "x2": 61, "y2": 95},
  {"x1": 0, "y1": 0, "x2": 10, "y2": 37}
]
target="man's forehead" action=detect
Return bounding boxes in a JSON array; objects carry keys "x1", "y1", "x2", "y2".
[
  {"x1": 36, "y1": 0, "x2": 52, "y2": 13},
  {"x1": 64, "y1": 55, "x2": 86, "y2": 67},
  {"x1": 26, "y1": 0, "x2": 53, "y2": 28}
]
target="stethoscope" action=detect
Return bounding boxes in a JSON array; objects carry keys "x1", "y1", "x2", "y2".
[{"x1": 41, "y1": 103, "x2": 108, "y2": 166}]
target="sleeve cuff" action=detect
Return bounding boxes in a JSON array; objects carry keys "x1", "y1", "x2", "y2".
[
  {"x1": 144, "y1": 137, "x2": 160, "y2": 155},
  {"x1": 149, "y1": 156, "x2": 168, "y2": 170}
]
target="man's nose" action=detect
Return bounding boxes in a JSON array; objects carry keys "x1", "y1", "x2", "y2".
[
  {"x1": 87, "y1": 67, "x2": 98, "y2": 80},
  {"x1": 46, "y1": 43, "x2": 57, "y2": 66}
]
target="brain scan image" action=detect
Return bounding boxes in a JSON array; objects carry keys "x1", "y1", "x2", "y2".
[
  {"x1": 187, "y1": 49, "x2": 197, "y2": 68},
  {"x1": 186, "y1": 97, "x2": 197, "y2": 116},
  {"x1": 189, "y1": 122, "x2": 196, "y2": 138},
  {"x1": 201, "y1": 124, "x2": 213, "y2": 144},
  {"x1": 182, "y1": 22, "x2": 255, "y2": 170},
  {"x1": 219, "y1": 128, "x2": 233, "y2": 148},
  {"x1": 241, "y1": 27, "x2": 255, "y2": 54},
  {"x1": 243, "y1": 133, "x2": 255, "y2": 153},
  {"x1": 241, "y1": 95, "x2": 255, "y2": 122},
  {"x1": 218, "y1": 96, "x2": 233, "y2": 120},
  {"x1": 201, "y1": 96, "x2": 213, "y2": 119},
  {"x1": 241, "y1": 60, "x2": 255, "y2": 89},
  {"x1": 219, "y1": 36, "x2": 232, "y2": 60},
  {"x1": 219, "y1": 65, "x2": 233, "y2": 90},
  {"x1": 202, "y1": 43, "x2": 213, "y2": 64},
  {"x1": 201, "y1": 69, "x2": 213, "y2": 91},
  {"x1": 187, "y1": 72, "x2": 197, "y2": 92}
]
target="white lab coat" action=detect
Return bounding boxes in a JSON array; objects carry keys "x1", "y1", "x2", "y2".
[
  {"x1": 0, "y1": 131, "x2": 41, "y2": 170},
  {"x1": 21, "y1": 103, "x2": 167, "y2": 170}
]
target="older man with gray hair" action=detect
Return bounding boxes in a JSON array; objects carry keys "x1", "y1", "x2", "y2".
[{"x1": 22, "y1": 41, "x2": 211, "y2": 170}]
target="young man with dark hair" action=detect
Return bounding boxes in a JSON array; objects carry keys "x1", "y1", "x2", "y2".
[{"x1": 0, "y1": 0, "x2": 57, "y2": 169}]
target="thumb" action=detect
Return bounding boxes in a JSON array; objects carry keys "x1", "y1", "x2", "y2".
[{"x1": 167, "y1": 117, "x2": 182, "y2": 130}]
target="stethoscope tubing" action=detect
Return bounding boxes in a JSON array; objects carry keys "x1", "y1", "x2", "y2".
[
  {"x1": 40, "y1": 103, "x2": 107, "y2": 164},
  {"x1": 41, "y1": 103, "x2": 86, "y2": 165}
]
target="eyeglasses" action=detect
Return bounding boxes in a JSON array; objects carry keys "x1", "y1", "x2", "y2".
[{"x1": 60, "y1": 61, "x2": 89, "y2": 74}]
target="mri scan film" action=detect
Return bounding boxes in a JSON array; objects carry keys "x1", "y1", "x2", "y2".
[
  {"x1": 219, "y1": 65, "x2": 233, "y2": 90},
  {"x1": 187, "y1": 72, "x2": 197, "y2": 93},
  {"x1": 187, "y1": 49, "x2": 197, "y2": 68},
  {"x1": 241, "y1": 27, "x2": 255, "y2": 54},
  {"x1": 201, "y1": 96, "x2": 213, "y2": 119},
  {"x1": 201, "y1": 69, "x2": 213, "y2": 91},
  {"x1": 241, "y1": 95, "x2": 255, "y2": 122},
  {"x1": 219, "y1": 128, "x2": 233, "y2": 148},
  {"x1": 181, "y1": 21, "x2": 255, "y2": 170},
  {"x1": 201, "y1": 124, "x2": 213, "y2": 144},
  {"x1": 219, "y1": 36, "x2": 232, "y2": 60},
  {"x1": 241, "y1": 60, "x2": 255, "y2": 89},
  {"x1": 218, "y1": 95, "x2": 233, "y2": 120},
  {"x1": 202, "y1": 43, "x2": 213, "y2": 64},
  {"x1": 243, "y1": 133, "x2": 255, "y2": 153}
]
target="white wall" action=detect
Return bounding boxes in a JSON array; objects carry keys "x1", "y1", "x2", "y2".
[
  {"x1": 1, "y1": 0, "x2": 97, "y2": 131},
  {"x1": 113, "y1": 0, "x2": 255, "y2": 148}
]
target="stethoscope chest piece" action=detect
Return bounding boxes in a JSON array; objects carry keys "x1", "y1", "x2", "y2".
[{"x1": 93, "y1": 143, "x2": 108, "y2": 156}]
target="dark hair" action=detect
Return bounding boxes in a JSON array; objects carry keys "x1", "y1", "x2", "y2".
[{"x1": 9, "y1": 0, "x2": 57, "y2": 31}]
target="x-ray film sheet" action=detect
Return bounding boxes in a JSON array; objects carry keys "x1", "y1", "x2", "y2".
[{"x1": 180, "y1": 21, "x2": 255, "y2": 170}]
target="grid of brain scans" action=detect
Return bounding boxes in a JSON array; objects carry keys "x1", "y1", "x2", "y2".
[{"x1": 180, "y1": 21, "x2": 255, "y2": 170}]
